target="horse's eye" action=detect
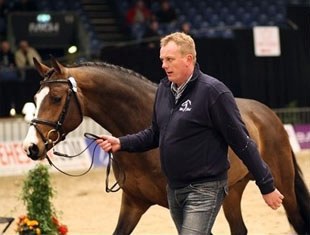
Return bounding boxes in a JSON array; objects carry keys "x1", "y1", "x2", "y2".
[{"x1": 51, "y1": 96, "x2": 62, "y2": 104}]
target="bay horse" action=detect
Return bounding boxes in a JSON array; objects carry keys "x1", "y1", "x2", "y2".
[{"x1": 23, "y1": 58, "x2": 310, "y2": 235}]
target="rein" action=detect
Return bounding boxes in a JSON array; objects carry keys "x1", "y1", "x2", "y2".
[{"x1": 48, "y1": 133, "x2": 124, "y2": 193}]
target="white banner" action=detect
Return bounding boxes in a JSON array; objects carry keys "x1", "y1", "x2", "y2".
[
  {"x1": 253, "y1": 26, "x2": 281, "y2": 57},
  {"x1": 0, "y1": 138, "x2": 92, "y2": 176},
  {"x1": 284, "y1": 124, "x2": 301, "y2": 153}
]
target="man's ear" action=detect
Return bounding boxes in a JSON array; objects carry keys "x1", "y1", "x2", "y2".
[{"x1": 186, "y1": 54, "x2": 194, "y2": 65}]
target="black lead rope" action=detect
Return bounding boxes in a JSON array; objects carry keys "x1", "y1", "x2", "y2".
[{"x1": 46, "y1": 132, "x2": 124, "y2": 192}]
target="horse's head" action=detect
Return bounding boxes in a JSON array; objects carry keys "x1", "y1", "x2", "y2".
[{"x1": 23, "y1": 57, "x2": 83, "y2": 160}]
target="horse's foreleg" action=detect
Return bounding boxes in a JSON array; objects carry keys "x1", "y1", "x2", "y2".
[
  {"x1": 223, "y1": 176, "x2": 250, "y2": 235},
  {"x1": 113, "y1": 192, "x2": 151, "y2": 235}
]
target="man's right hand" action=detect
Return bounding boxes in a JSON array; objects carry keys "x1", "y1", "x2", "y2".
[{"x1": 96, "y1": 135, "x2": 121, "y2": 153}]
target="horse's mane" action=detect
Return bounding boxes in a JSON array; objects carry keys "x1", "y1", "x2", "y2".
[{"x1": 69, "y1": 61, "x2": 157, "y2": 87}]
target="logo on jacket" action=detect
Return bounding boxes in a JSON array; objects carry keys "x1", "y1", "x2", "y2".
[{"x1": 179, "y1": 99, "x2": 192, "y2": 112}]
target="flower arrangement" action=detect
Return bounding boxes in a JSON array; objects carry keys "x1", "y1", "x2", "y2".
[
  {"x1": 16, "y1": 215, "x2": 68, "y2": 235},
  {"x1": 16, "y1": 164, "x2": 68, "y2": 235},
  {"x1": 16, "y1": 215, "x2": 40, "y2": 235},
  {"x1": 52, "y1": 216, "x2": 68, "y2": 235}
]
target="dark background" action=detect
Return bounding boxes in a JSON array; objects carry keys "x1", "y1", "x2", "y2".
[
  {"x1": 0, "y1": 5, "x2": 309, "y2": 116},
  {"x1": 100, "y1": 29, "x2": 309, "y2": 108}
]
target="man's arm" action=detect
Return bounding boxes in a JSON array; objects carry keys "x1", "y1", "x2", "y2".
[
  {"x1": 210, "y1": 92, "x2": 284, "y2": 209},
  {"x1": 96, "y1": 121, "x2": 159, "y2": 153}
]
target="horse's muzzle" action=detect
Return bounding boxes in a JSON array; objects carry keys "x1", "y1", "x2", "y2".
[{"x1": 26, "y1": 143, "x2": 40, "y2": 160}]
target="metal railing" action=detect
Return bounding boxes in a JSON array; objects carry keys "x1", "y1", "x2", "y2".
[
  {"x1": 273, "y1": 107, "x2": 310, "y2": 124},
  {"x1": 1, "y1": 107, "x2": 309, "y2": 141}
]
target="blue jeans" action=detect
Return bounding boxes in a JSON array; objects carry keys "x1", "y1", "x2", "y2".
[{"x1": 167, "y1": 180, "x2": 228, "y2": 235}]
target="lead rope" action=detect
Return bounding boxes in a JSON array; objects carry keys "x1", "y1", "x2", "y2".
[{"x1": 46, "y1": 132, "x2": 124, "y2": 192}]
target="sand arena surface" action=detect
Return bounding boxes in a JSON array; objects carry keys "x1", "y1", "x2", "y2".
[{"x1": 0, "y1": 151, "x2": 309, "y2": 235}]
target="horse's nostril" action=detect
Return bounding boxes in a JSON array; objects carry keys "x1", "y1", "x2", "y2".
[{"x1": 28, "y1": 144, "x2": 40, "y2": 160}]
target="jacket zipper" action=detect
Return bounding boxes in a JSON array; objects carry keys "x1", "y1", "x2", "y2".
[{"x1": 160, "y1": 92, "x2": 178, "y2": 175}]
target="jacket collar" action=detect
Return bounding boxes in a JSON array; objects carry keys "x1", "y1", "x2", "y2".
[{"x1": 162, "y1": 63, "x2": 201, "y2": 87}]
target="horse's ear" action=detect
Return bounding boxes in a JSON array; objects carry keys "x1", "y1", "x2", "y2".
[
  {"x1": 50, "y1": 57, "x2": 65, "y2": 74},
  {"x1": 33, "y1": 57, "x2": 50, "y2": 77}
]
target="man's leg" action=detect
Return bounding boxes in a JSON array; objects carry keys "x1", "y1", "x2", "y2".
[
  {"x1": 181, "y1": 180, "x2": 228, "y2": 235},
  {"x1": 167, "y1": 185, "x2": 184, "y2": 234}
]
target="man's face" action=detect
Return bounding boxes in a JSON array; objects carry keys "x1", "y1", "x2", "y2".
[
  {"x1": 20, "y1": 41, "x2": 29, "y2": 52},
  {"x1": 1, "y1": 42, "x2": 10, "y2": 52},
  {"x1": 160, "y1": 41, "x2": 192, "y2": 86}
]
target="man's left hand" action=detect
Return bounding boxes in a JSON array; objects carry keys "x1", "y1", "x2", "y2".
[{"x1": 263, "y1": 188, "x2": 284, "y2": 210}]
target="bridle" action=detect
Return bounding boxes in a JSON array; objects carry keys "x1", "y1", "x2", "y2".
[
  {"x1": 28, "y1": 69, "x2": 124, "y2": 191},
  {"x1": 30, "y1": 71, "x2": 83, "y2": 151}
]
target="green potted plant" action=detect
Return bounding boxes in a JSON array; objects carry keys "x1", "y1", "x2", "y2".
[{"x1": 17, "y1": 164, "x2": 68, "y2": 235}]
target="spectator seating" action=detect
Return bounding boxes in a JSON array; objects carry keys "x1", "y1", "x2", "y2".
[
  {"x1": 0, "y1": 0, "x2": 299, "y2": 48},
  {"x1": 116, "y1": 0, "x2": 290, "y2": 39}
]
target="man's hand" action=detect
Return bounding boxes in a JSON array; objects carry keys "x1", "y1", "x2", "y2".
[
  {"x1": 96, "y1": 135, "x2": 121, "y2": 153},
  {"x1": 263, "y1": 188, "x2": 284, "y2": 210}
]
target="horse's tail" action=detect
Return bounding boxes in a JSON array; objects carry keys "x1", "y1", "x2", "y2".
[{"x1": 292, "y1": 150, "x2": 310, "y2": 234}]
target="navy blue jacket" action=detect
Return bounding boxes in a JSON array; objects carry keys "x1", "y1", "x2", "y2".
[{"x1": 120, "y1": 64, "x2": 274, "y2": 194}]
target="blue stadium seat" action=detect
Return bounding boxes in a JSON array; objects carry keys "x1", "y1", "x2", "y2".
[
  {"x1": 108, "y1": 0, "x2": 289, "y2": 39},
  {"x1": 202, "y1": 7, "x2": 214, "y2": 18},
  {"x1": 250, "y1": 6, "x2": 261, "y2": 18},
  {"x1": 235, "y1": 7, "x2": 246, "y2": 17},
  {"x1": 165, "y1": 23, "x2": 178, "y2": 34},
  {"x1": 204, "y1": 28, "x2": 221, "y2": 38},
  {"x1": 131, "y1": 23, "x2": 146, "y2": 40},
  {"x1": 250, "y1": 20, "x2": 259, "y2": 27},
  {"x1": 150, "y1": 1, "x2": 160, "y2": 12},
  {"x1": 36, "y1": 0, "x2": 52, "y2": 11},
  {"x1": 258, "y1": 14, "x2": 269, "y2": 25},
  {"x1": 225, "y1": 14, "x2": 236, "y2": 26},
  {"x1": 178, "y1": 14, "x2": 187, "y2": 24},
  {"x1": 208, "y1": 14, "x2": 220, "y2": 26},
  {"x1": 54, "y1": 1, "x2": 68, "y2": 11},
  {"x1": 198, "y1": 21, "x2": 209, "y2": 31},
  {"x1": 178, "y1": 1, "x2": 191, "y2": 12},
  {"x1": 196, "y1": 1, "x2": 207, "y2": 10},
  {"x1": 186, "y1": 7, "x2": 197, "y2": 19},
  {"x1": 234, "y1": 20, "x2": 244, "y2": 28},
  {"x1": 0, "y1": 68, "x2": 19, "y2": 81},
  {"x1": 221, "y1": 29, "x2": 234, "y2": 38},
  {"x1": 274, "y1": 13, "x2": 285, "y2": 24},
  {"x1": 67, "y1": 1, "x2": 82, "y2": 10},
  {"x1": 267, "y1": 5, "x2": 278, "y2": 16},
  {"x1": 259, "y1": 0, "x2": 270, "y2": 9},
  {"x1": 213, "y1": 1, "x2": 223, "y2": 10},
  {"x1": 219, "y1": 7, "x2": 230, "y2": 19},
  {"x1": 158, "y1": 23, "x2": 167, "y2": 35},
  {"x1": 193, "y1": 14, "x2": 203, "y2": 29},
  {"x1": 89, "y1": 39, "x2": 103, "y2": 57},
  {"x1": 241, "y1": 12, "x2": 253, "y2": 26},
  {"x1": 228, "y1": 1, "x2": 239, "y2": 12},
  {"x1": 244, "y1": 1, "x2": 254, "y2": 11}
]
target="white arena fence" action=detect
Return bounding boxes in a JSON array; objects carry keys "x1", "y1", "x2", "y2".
[
  {"x1": 0, "y1": 113, "x2": 308, "y2": 176},
  {"x1": 0, "y1": 117, "x2": 110, "y2": 176}
]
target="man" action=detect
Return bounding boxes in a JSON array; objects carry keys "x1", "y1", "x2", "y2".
[
  {"x1": 15, "y1": 40, "x2": 41, "y2": 69},
  {"x1": 97, "y1": 32, "x2": 284, "y2": 235},
  {"x1": 0, "y1": 40, "x2": 15, "y2": 68}
]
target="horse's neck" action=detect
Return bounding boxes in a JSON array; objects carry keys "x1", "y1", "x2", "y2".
[{"x1": 77, "y1": 69, "x2": 156, "y2": 136}]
